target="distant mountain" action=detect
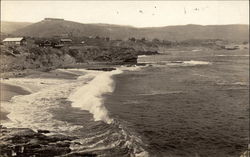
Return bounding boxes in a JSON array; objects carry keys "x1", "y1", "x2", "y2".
[
  {"x1": 1, "y1": 21, "x2": 32, "y2": 34},
  {"x1": 9, "y1": 19, "x2": 249, "y2": 42},
  {"x1": 139, "y1": 24, "x2": 249, "y2": 42}
]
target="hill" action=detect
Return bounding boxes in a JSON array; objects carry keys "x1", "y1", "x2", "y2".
[
  {"x1": 138, "y1": 24, "x2": 249, "y2": 42},
  {"x1": 11, "y1": 19, "x2": 137, "y2": 39},
  {"x1": 7, "y1": 19, "x2": 249, "y2": 42},
  {"x1": 1, "y1": 21, "x2": 32, "y2": 34}
]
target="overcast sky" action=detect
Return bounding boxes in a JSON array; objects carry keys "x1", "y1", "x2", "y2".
[{"x1": 1, "y1": 1, "x2": 249, "y2": 27}]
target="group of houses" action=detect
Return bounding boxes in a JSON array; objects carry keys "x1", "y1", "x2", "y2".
[
  {"x1": 2, "y1": 37, "x2": 73, "y2": 48},
  {"x1": 36, "y1": 38, "x2": 73, "y2": 48},
  {"x1": 1, "y1": 35, "x2": 112, "y2": 48}
]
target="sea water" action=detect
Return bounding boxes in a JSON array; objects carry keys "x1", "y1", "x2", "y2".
[{"x1": 1, "y1": 49, "x2": 249, "y2": 157}]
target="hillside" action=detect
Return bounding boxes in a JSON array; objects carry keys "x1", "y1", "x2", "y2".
[
  {"x1": 12, "y1": 19, "x2": 137, "y2": 39},
  {"x1": 1, "y1": 21, "x2": 32, "y2": 34},
  {"x1": 6, "y1": 19, "x2": 249, "y2": 42}
]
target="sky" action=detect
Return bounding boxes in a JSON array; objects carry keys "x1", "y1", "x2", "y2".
[{"x1": 1, "y1": 1, "x2": 249, "y2": 27}]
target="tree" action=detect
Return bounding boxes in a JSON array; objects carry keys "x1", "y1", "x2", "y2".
[
  {"x1": 128, "y1": 37, "x2": 136, "y2": 42},
  {"x1": 140, "y1": 37, "x2": 146, "y2": 42},
  {"x1": 105, "y1": 37, "x2": 110, "y2": 41},
  {"x1": 152, "y1": 38, "x2": 160, "y2": 43}
]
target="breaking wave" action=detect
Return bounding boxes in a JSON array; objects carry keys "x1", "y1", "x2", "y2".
[
  {"x1": 1, "y1": 66, "x2": 149, "y2": 156},
  {"x1": 1, "y1": 67, "x2": 143, "y2": 129},
  {"x1": 68, "y1": 69, "x2": 123, "y2": 124}
]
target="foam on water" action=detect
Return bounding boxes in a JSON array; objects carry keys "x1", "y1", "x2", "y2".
[
  {"x1": 67, "y1": 66, "x2": 143, "y2": 124},
  {"x1": 192, "y1": 49, "x2": 202, "y2": 52},
  {"x1": 215, "y1": 55, "x2": 249, "y2": 57},
  {"x1": 1, "y1": 67, "x2": 143, "y2": 130},
  {"x1": 68, "y1": 69, "x2": 123, "y2": 124},
  {"x1": 119, "y1": 65, "x2": 144, "y2": 71},
  {"x1": 1, "y1": 78, "x2": 82, "y2": 131},
  {"x1": 1, "y1": 67, "x2": 149, "y2": 156},
  {"x1": 182, "y1": 60, "x2": 211, "y2": 65},
  {"x1": 138, "y1": 55, "x2": 149, "y2": 58},
  {"x1": 138, "y1": 54, "x2": 212, "y2": 66}
]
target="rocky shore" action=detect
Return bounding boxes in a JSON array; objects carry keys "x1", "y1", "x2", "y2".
[{"x1": 0, "y1": 126, "x2": 98, "y2": 157}]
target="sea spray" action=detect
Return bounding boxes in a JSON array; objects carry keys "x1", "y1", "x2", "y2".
[{"x1": 68, "y1": 69, "x2": 123, "y2": 124}]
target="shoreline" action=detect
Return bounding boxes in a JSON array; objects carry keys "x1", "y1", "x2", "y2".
[
  {"x1": 0, "y1": 62, "x2": 143, "y2": 79},
  {"x1": 0, "y1": 83, "x2": 31, "y2": 121},
  {"x1": 0, "y1": 64, "x2": 128, "y2": 121},
  {"x1": 0, "y1": 83, "x2": 31, "y2": 102},
  {"x1": 0, "y1": 66, "x2": 132, "y2": 157}
]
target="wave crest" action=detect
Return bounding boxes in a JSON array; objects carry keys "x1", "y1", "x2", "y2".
[{"x1": 68, "y1": 69, "x2": 123, "y2": 124}]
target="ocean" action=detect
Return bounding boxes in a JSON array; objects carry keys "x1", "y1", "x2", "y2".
[{"x1": 1, "y1": 49, "x2": 249, "y2": 157}]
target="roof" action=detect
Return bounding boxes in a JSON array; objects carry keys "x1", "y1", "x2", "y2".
[
  {"x1": 60, "y1": 39, "x2": 72, "y2": 42},
  {"x1": 3, "y1": 37, "x2": 24, "y2": 42}
]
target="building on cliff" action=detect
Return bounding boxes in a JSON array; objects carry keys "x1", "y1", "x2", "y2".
[{"x1": 2, "y1": 37, "x2": 26, "y2": 46}]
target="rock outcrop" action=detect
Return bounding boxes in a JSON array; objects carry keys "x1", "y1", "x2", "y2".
[{"x1": 0, "y1": 127, "x2": 77, "y2": 157}]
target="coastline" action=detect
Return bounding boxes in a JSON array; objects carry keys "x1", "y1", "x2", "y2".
[
  {"x1": 0, "y1": 66, "x2": 134, "y2": 157},
  {"x1": 1, "y1": 83, "x2": 31, "y2": 121},
  {"x1": 0, "y1": 64, "x2": 124, "y2": 121},
  {"x1": 0, "y1": 62, "x2": 140, "y2": 79},
  {"x1": 0, "y1": 83, "x2": 31, "y2": 102}
]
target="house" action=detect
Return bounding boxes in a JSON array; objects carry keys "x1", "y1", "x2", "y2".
[
  {"x1": 36, "y1": 39, "x2": 64, "y2": 48},
  {"x1": 60, "y1": 38, "x2": 72, "y2": 44},
  {"x1": 2, "y1": 37, "x2": 26, "y2": 46},
  {"x1": 53, "y1": 43, "x2": 64, "y2": 48},
  {"x1": 43, "y1": 40, "x2": 52, "y2": 46}
]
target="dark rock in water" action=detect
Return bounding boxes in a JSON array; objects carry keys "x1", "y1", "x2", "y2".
[
  {"x1": 123, "y1": 56, "x2": 138, "y2": 63},
  {"x1": 136, "y1": 63, "x2": 147, "y2": 66},
  {"x1": 62, "y1": 152, "x2": 98, "y2": 157},
  {"x1": 32, "y1": 145, "x2": 71, "y2": 156},
  {"x1": 45, "y1": 134, "x2": 78, "y2": 142},
  {"x1": 86, "y1": 67, "x2": 116, "y2": 71},
  {"x1": 0, "y1": 127, "x2": 77, "y2": 157},
  {"x1": 136, "y1": 50, "x2": 159, "y2": 55},
  {"x1": 37, "y1": 129, "x2": 50, "y2": 134}
]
